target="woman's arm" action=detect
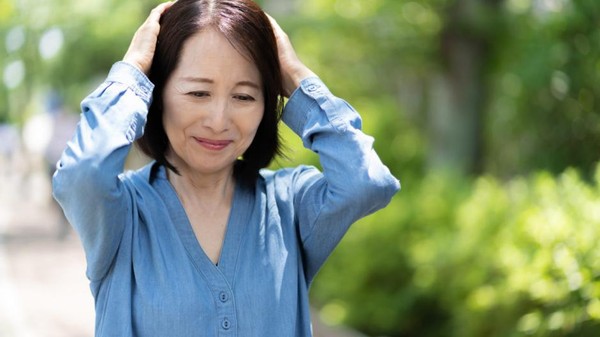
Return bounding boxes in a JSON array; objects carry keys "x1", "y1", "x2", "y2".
[
  {"x1": 284, "y1": 77, "x2": 400, "y2": 282},
  {"x1": 52, "y1": 63, "x2": 152, "y2": 281},
  {"x1": 52, "y1": 2, "x2": 172, "y2": 281},
  {"x1": 268, "y1": 17, "x2": 401, "y2": 281}
]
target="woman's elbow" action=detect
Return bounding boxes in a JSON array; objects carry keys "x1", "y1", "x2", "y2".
[
  {"x1": 364, "y1": 170, "x2": 400, "y2": 209},
  {"x1": 52, "y1": 156, "x2": 115, "y2": 206},
  {"x1": 337, "y1": 167, "x2": 399, "y2": 215}
]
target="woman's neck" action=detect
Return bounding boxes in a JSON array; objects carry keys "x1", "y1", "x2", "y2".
[{"x1": 167, "y1": 166, "x2": 235, "y2": 213}]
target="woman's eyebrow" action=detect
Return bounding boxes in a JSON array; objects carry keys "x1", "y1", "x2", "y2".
[
  {"x1": 235, "y1": 80, "x2": 260, "y2": 90},
  {"x1": 180, "y1": 76, "x2": 260, "y2": 90},
  {"x1": 180, "y1": 76, "x2": 214, "y2": 84}
]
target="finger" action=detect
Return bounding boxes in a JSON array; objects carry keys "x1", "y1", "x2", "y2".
[
  {"x1": 152, "y1": 1, "x2": 175, "y2": 17},
  {"x1": 145, "y1": 1, "x2": 175, "y2": 25},
  {"x1": 265, "y1": 13, "x2": 286, "y2": 37},
  {"x1": 137, "y1": 1, "x2": 174, "y2": 42},
  {"x1": 123, "y1": 1, "x2": 174, "y2": 73},
  {"x1": 265, "y1": 13, "x2": 277, "y2": 27}
]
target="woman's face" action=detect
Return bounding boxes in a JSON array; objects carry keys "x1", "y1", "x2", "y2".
[{"x1": 162, "y1": 28, "x2": 264, "y2": 178}]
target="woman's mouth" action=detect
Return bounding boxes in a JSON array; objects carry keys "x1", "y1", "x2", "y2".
[{"x1": 193, "y1": 137, "x2": 232, "y2": 151}]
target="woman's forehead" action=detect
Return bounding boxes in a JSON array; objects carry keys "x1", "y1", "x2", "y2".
[{"x1": 173, "y1": 28, "x2": 261, "y2": 83}]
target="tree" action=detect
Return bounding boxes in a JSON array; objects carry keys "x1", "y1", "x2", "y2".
[{"x1": 428, "y1": 0, "x2": 505, "y2": 175}]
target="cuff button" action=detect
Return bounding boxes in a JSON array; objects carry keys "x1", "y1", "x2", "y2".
[{"x1": 306, "y1": 84, "x2": 320, "y2": 92}]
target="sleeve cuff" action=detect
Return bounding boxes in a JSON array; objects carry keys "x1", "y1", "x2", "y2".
[
  {"x1": 282, "y1": 76, "x2": 362, "y2": 141},
  {"x1": 282, "y1": 76, "x2": 329, "y2": 136},
  {"x1": 106, "y1": 61, "x2": 155, "y2": 105}
]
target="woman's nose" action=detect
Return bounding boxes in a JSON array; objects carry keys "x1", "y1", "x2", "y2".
[{"x1": 202, "y1": 100, "x2": 230, "y2": 132}]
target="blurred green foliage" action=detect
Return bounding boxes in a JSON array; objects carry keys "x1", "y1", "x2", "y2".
[
  {"x1": 2, "y1": 0, "x2": 600, "y2": 336},
  {"x1": 312, "y1": 166, "x2": 600, "y2": 337},
  {"x1": 486, "y1": 0, "x2": 600, "y2": 176}
]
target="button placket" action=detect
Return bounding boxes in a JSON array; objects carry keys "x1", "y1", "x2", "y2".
[{"x1": 214, "y1": 287, "x2": 235, "y2": 334}]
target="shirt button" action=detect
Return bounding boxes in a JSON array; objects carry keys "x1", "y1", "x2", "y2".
[
  {"x1": 219, "y1": 291, "x2": 228, "y2": 303},
  {"x1": 306, "y1": 84, "x2": 320, "y2": 92},
  {"x1": 221, "y1": 318, "x2": 231, "y2": 330}
]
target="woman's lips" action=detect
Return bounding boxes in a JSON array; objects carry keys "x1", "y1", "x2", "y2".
[{"x1": 193, "y1": 137, "x2": 232, "y2": 151}]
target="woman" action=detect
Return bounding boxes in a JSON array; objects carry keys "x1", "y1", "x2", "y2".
[{"x1": 53, "y1": 0, "x2": 400, "y2": 336}]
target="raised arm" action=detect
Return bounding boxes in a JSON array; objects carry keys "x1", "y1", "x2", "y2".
[
  {"x1": 268, "y1": 16, "x2": 401, "y2": 281},
  {"x1": 52, "y1": 2, "x2": 173, "y2": 281}
]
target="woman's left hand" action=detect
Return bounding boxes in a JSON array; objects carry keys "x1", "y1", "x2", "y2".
[{"x1": 266, "y1": 14, "x2": 317, "y2": 97}]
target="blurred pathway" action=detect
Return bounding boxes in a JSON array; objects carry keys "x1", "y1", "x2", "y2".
[{"x1": 0, "y1": 159, "x2": 94, "y2": 337}]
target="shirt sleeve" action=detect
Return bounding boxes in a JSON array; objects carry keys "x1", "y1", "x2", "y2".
[
  {"x1": 282, "y1": 77, "x2": 401, "y2": 282},
  {"x1": 52, "y1": 62, "x2": 153, "y2": 281}
]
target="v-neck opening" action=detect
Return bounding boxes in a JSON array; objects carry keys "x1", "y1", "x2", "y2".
[{"x1": 154, "y1": 164, "x2": 254, "y2": 282}]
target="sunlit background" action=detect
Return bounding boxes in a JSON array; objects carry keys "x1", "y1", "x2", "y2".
[{"x1": 2, "y1": 0, "x2": 600, "y2": 336}]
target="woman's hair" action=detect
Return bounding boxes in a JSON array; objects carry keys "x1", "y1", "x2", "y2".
[{"x1": 137, "y1": 0, "x2": 284, "y2": 185}]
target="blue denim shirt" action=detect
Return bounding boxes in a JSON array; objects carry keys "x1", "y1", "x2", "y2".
[{"x1": 53, "y1": 62, "x2": 399, "y2": 337}]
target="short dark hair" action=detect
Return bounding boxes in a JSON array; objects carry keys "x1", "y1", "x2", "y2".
[{"x1": 137, "y1": 0, "x2": 284, "y2": 185}]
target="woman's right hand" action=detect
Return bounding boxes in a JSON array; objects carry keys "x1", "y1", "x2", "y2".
[{"x1": 123, "y1": 1, "x2": 174, "y2": 74}]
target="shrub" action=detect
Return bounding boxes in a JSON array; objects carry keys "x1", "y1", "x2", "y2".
[{"x1": 311, "y1": 165, "x2": 600, "y2": 337}]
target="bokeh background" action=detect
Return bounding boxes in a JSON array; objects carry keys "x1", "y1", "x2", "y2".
[{"x1": 2, "y1": 0, "x2": 600, "y2": 336}]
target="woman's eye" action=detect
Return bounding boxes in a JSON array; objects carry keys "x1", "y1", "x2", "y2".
[
  {"x1": 234, "y1": 95, "x2": 255, "y2": 102},
  {"x1": 189, "y1": 91, "x2": 209, "y2": 98}
]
